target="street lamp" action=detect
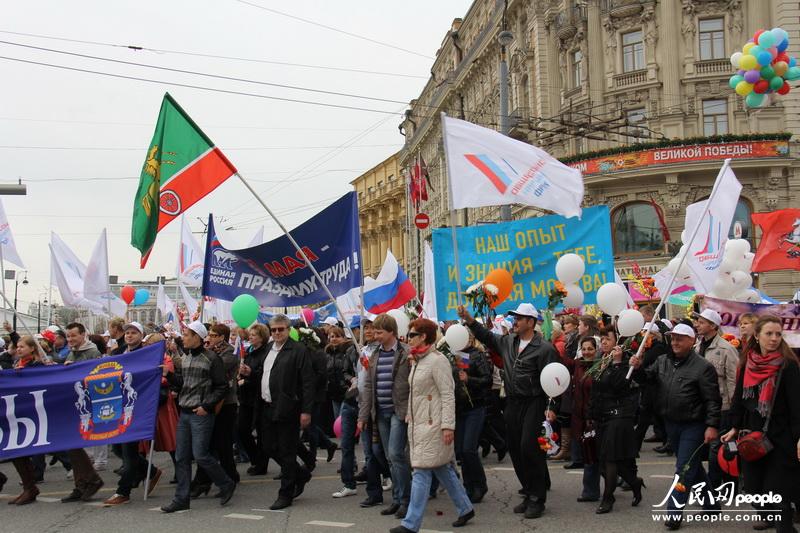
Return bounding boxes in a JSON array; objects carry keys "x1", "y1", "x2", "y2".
[
  {"x1": 12, "y1": 270, "x2": 28, "y2": 331},
  {"x1": 38, "y1": 294, "x2": 48, "y2": 332},
  {"x1": 498, "y1": 26, "x2": 514, "y2": 222}
]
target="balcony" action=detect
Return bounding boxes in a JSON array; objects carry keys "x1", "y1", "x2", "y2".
[
  {"x1": 694, "y1": 59, "x2": 731, "y2": 75},
  {"x1": 554, "y1": 6, "x2": 587, "y2": 41},
  {"x1": 602, "y1": 0, "x2": 646, "y2": 19},
  {"x1": 614, "y1": 69, "x2": 647, "y2": 88},
  {"x1": 508, "y1": 106, "x2": 531, "y2": 140}
]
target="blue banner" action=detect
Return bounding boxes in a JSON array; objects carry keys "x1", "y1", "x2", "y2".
[
  {"x1": 433, "y1": 206, "x2": 614, "y2": 321},
  {"x1": 0, "y1": 343, "x2": 163, "y2": 461},
  {"x1": 202, "y1": 192, "x2": 362, "y2": 307}
]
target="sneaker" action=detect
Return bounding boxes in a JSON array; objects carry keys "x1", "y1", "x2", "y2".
[
  {"x1": 381, "y1": 477, "x2": 392, "y2": 492},
  {"x1": 103, "y1": 494, "x2": 130, "y2": 506},
  {"x1": 332, "y1": 486, "x2": 357, "y2": 498},
  {"x1": 93, "y1": 463, "x2": 108, "y2": 472},
  {"x1": 66, "y1": 470, "x2": 74, "y2": 480}
]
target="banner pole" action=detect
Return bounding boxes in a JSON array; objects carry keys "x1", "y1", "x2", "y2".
[
  {"x1": 0, "y1": 286, "x2": 33, "y2": 335},
  {"x1": 440, "y1": 112, "x2": 463, "y2": 307},
  {"x1": 0, "y1": 246, "x2": 6, "y2": 325},
  {"x1": 235, "y1": 173, "x2": 362, "y2": 351},
  {"x1": 627, "y1": 158, "x2": 732, "y2": 379},
  {"x1": 143, "y1": 439, "x2": 155, "y2": 501}
]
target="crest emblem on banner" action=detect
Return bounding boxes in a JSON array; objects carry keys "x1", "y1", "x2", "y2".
[{"x1": 74, "y1": 361, "x2": 137, "y2": 441}]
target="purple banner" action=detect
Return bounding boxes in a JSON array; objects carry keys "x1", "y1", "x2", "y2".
[{"x1": 701, "y1": 296, "x2": 800, "y2": 347}]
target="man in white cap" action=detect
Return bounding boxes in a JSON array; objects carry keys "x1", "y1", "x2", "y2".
[
  {"x1": 457, "y1": 303, "x2": 560, "y2": 520},
  {"x1": 162, "y1": 321, "x2": 235, "y2": 512},
  {"x1": 692, "y1": 309, "x2": 738, "y2": 490},
  {"x1": 630, "y1": 323, "x2": 721, "y2": 530}
]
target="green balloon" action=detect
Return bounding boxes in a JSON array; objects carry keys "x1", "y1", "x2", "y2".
[
  {"x1": 231, "y1": 294, "x2": 260, "y2": 328},
  {"x1": 729, "y1": 74, "x2": 745, "y2": 89},
  {"x1": 760, "y1": 65, "x2": 775, "y2": 79},
  {"x1": 289, "y1": 327, "x2": 299, "y2": 341},
  {"x1": 786, "y1": 66, "x2": 800, "y2": 80},
  {"x1": 745, "y1": 92, "x2": 765, "y2": 107},
  {"x1": 770, "y1": 76, "x2": 785, "y2": 90}
]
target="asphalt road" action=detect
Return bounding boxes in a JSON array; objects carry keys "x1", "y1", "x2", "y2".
[{"x1": 0, "y1": 444, "x2": 763, "y2": 533}]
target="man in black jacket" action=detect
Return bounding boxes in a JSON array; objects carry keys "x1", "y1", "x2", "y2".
[
  {"x1": 458, "y1": 303, "x2": 560, "y2": 520},
  {"x1": 243, "y1": 314, "x2": 315, "y2": 510},
  {"x1": 631, "y1": 323, "x2": 721, "y2": 530}
]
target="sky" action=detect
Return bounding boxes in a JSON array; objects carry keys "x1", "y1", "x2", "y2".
[{"x1": 0, "y1": 0, "x2": 473, "y2": 308}]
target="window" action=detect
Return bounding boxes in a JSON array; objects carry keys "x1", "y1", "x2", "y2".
[
  {"x1": 703, "y1": 99, "x2": 728, "y2": 136},
  {"x1": 622, "y1": 31, "x2": 645, "y2": 72},
  {"x1": 626, "y1": 108, "x2": 648, "y2": 143},
  {"x1": 572, "y1": 50, "x2": 583, "y2": 87},
  {"x1": 612, "y1": 202, "x2": 665, "y2": 255},
  {"x1": 699, "y1": 18, "x2": 725, "y2": 60},
  {"x1": 575, "y1": 136, "x2": 586, "y2": 155}
]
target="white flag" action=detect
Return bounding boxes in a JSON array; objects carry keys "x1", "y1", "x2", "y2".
[
  {"x1": 684, "y1": 164, "x2": 742, "y2": 294},
  {"x1": 84, "y1": 229, "x2": 110, "y2": 303},
  {"x1": 0, "y1": 198, "x2": 25, "y2": 268},
  {"x1": 157, "y1": 282, "x2": 177, "y2": 323},
  {"x1": 613, "y1": 269, "x2": 635, "y2": 309},
  {"x1": 421, "y1": 242, "x2": 438, "y2": 322},
  {"x1": 177, "y1": 216, "x2": 205, "y2": 287},
  {"x1": 178, "y1": 281, "x2": 199, "y2": 315},
  {"x1": 248, "y1": 227, "x2": 264, "y2": 247},
  {"x1": 441, "y1": 115, "x2": 584, "y2": 218}
]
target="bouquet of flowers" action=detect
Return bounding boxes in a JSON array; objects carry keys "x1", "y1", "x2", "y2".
[
  {"x1": 437, "y1": 337, "x2": 474, "y2": 407},
  {"x1": 464, "y1": 281, "x2": 499, "y2": 324},
  {"x1": 628, "y1": 262, "x2": 657, "y2": 304},
  {"x1": 547, "y1": 281, "x2": 569, "y2": 310},
  {"x1": 537, "y1": 420, "x2": 560, "y2": 456},
  {"x1": 722, "y1": 333, "x2": 741, "y2": 349},
  {"x1": 296, "y1": 327, "x2": 322, "y2": 350}
]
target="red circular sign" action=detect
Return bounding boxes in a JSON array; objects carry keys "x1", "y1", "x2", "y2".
[
  {"x1": 414, "y1": 213, "x2": 430, "y2": 229},
  {"x1": 159, "y1": 190, "x2": 181, "y2": 215}
]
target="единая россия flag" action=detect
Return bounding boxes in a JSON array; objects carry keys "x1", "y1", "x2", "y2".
[{"x1": 131, "y1": 93, "x2": 237, "y2": 267}]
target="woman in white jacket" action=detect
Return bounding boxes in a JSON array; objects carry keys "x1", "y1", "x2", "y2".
[{"x1": 390, "y1": 319, "x2": 475, "y2": 533}]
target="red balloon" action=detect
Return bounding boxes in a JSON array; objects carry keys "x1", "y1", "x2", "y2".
[
  {"x1": 754, "y1": 29, "x2": 765, "y2": 41},
  {"x1": 776, "y1": 52, "x2": 790, "y2": 64},
  {"x1": 778, "y1": 81, "x2": 791, "y2": 95},
  {"x1": 754, "y1": 80, "x2": 770, "y2": 94},
  {"x1": 120, "y1": 285, "x2": 136, "y2": 304}
]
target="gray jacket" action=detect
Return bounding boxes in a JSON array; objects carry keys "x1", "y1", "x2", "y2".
[
  {"x1": 358, "y1": 341, "x2": 411, "y2": 422},
  {"x1": 67, "y1": 340, "x2": 102, "y2": 363}
]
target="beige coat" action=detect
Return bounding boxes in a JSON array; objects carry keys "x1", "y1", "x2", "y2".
[
  {"x1": 407, "y1": 346, "x2": 456, "y2": 469},
  {"x1": 696, "y1": 334, "x2": 739, "y2": 411}
]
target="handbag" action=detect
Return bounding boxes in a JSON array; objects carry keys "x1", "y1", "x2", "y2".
[{"x1": 737, "y1": 363, "x2": 784, "y2": 462}]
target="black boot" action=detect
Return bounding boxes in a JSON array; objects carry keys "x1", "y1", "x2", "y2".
[
  {"x1": 632, "y1": 478, "x2": 646, "y2": 507},
  {"x1": 596, "y1": 497, "x2": 615, "y2": 514}
]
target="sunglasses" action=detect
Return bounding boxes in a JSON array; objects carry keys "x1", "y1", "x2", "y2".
[
  {"x1": 271, "y1": 327, "x2": 287, "y2": 333},
  {"x1": 407, "y1": 331, "x2": 421, "y2": 338}
]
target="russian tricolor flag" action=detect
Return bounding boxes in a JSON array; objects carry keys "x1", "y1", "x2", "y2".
[{"x1": 363, "y1": 250, "x2": 416, "y2": 315}]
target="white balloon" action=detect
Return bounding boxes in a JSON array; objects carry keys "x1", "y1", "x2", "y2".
[
  {"x1": 720, "y1": 254, "x2": 739, "y2": 274},
  {"x1": 741, "y1": 252, "x2": 755, "y2": 272},
  {"x1": 562, "y1": 283, "x2": 584, "y2": 308},
  {"x1": 680, "y1": 229, "x2": 688, "y2": 243},
  {"x1": 711, "y1": 275, "x2": 736, "y2": 298},
  {"x1": 617, "y1": 309, "x2": 645, "y2": 337},
  {"x1": 386, "y1": 309, "x2": 410, "y2": 338},
  {"x1": 555, "y1": 253, "x2": 586, "y2": 284},
  {"x1": 540, "y1": 362, "x2": 571, "y2": 398},
  {"x1": 734, "y1": 289, "x2": 761, "y2": 303},
  {"x1": 730, "y1": 51, "x2": 743, "y2": 68},
  {"x1": 444, "y1": 324, "x2": 470, "y2": 351},
  {"x1": 730, "y1": 270, "x2": 752, "y2": 292},
  {"x1": 725, "y1": 239, "x2": 751, "y2": 255},
  {"x1": 596, "y1": 283, "x2": 629, "y2": 315}
]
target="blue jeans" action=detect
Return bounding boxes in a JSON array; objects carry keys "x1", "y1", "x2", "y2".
[
  {"x1": 455, "y1": 406, "x2": 487, "y2": 495},
  {"x1": 665, "y1": 421, "x2": 710, "y2": 521},
  {"x1": 401, "y1": 464, "x2": 474, "y2": 532},
  {"x1": 174, "y1": 411, "x2": 233, "y2": 504},
  {"x1": 581, "y1": 462, "x2": 600, "y2": 500},
  {"x1": 340, "y1": 402, "x2": 358, "y2": 489},
  {"x1": 376, "y1": 409, "x2": 411, "y2": 505}
]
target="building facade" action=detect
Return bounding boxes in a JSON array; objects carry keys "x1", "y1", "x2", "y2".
[
  {"x1": 399, "y1": 0, "x2": 800, "y2": 302},
  {"x1": 351, "y1": 152, "x2": 408, "y2": 278}
]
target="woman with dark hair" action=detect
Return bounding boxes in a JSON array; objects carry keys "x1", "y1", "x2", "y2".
[
  {"x1": 326, "y1": 326, "x2": 359, "y2": 498},
  {"x1": 589, "y1": 330, "x2": 644, "y2": 514},
  {"x1": 238, "y1": 324, "x2": 270, "y2": 476},
  {"x1": 722, "y1": 315, "x2": 800, "y2": 532},
  {"x1": 573, "y1": 336, "x2": 600, "y2": 503},
  {"x1": 391, "y1": 318, "x2": 474, "y2": 533}
]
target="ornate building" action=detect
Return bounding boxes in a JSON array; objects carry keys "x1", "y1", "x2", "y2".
[
  {"x1": 351, "y1": 153, "x2": 408, "y2": 277},
  {"x1": 399, "y1": 0, "x2": 800, "y2": 301}
]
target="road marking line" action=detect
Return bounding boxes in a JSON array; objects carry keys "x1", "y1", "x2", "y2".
[
  {"x1": 252, "y1": 508, "x2": 286, "y2": 513},
  {"x1": 650, "y1": 475, "x2": 675, "y2": 479},
  {"x1": 566, "y1": 470, "x2": 582, "y2": 474},
  {"x1": 149, "y1": 507, "x2": 162, "y2": 511},
  {"x1": 305, "y1": 521, "x2": 354, "y2": 528},
  {"x1": 84, "y1": 502, "x2": 105, "y2": 507},
  {"x1": 37, "y1": 497, "x2": 61, "y2": 502},
  {"x1": 490, "y1": 467, "x2": 515, "y2": 471},
  {"x1": 420, "y1": 529, "x2": 453, "y2": 533},
  {"x1": 226, "y1": 513, "x2": 264, "y2": 520}
]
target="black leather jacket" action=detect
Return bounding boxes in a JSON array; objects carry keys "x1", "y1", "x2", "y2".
[
  {"x1": 588, "y1": 361, "x2": 639, "y2": 421},
  {"x1": 634, "y1": 349, "x2": 721, "y2": 428},
  {"x1": 454, "y1": 346, "x2": 493, "y2": 411},
  {"x1": 468, "y1": 321, "x2": 561, "y2": 400}
]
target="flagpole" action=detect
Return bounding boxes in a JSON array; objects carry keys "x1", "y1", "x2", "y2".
[
  {"x1": 0, "y1": 286, "x2": 33, "y2": 335},
  {"x1": 627, "y1": 158, "x2": 732, "y2": 379},
  {"x1": 440, "y1": 113, "x2": 463, "y2": 306},
  {"x1": 0, "y1": 246, "x2": 6, "y2": 326},
  {"x1": 234, "y1": 173, "x2": 362, "y2": 351},
  {"x1": 143, "y1": 439, "x2": 155, "y2": 501}
]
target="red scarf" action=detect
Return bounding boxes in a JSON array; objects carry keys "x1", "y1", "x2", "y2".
[
  {"x1": 743, "y1": 350, "x2": 783, "y2": 418},
  {"x1": 409, "y1": 344, "x2": 431, "y2": 362}
]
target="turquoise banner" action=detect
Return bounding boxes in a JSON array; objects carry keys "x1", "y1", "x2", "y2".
[{"x1": 433, "y1": 206, "x2": 614, "y2": 321}]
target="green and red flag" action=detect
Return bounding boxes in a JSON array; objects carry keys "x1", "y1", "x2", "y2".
[{"x1": 131, "y1": 93, "x2": 237, "y2": 267}]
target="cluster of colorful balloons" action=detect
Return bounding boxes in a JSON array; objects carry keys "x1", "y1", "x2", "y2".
[{"x1": 730, "y1": 27, "x2": 800, "y2": 108}]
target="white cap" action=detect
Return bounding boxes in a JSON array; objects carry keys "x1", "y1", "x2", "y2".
[
  {"x1": 323, "y1": 317, "x2": 339, "y2": 326},
  {"x1": 660, "y1": 319, "x2": 674, "y2": 330},
  {"x1": 102, "y1": 330, "x2": 111, "y2": 337},
  {"x1": 643, "y1": 323, "x2": 660, "y2": 333},
  {"x1": 186, "y1": 321, "x2": 208, "y2": 339},
  {"x1": 507, "y1": 303, "x2": 539, "y2": 319},
  {"x1": 46, "y1": 325, "x2": 61, "y2": 333},
  {"x1": 124, "y1": 321, "x2": 144, "y2": 335},
  {"x1": 670, "y1": 323, "x2": 696, "y2": 338},
  {"x1": 696, "y1": 309, "x2": 722, "y2": 327}
]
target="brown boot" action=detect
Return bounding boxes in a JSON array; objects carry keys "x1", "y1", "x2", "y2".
[
  {"x1": 551, "y1": 428, "x2": 572, "y2": 461},
  {"x1": 14, "y1": 486, "x2": 39, "y2": 505},
  {"x1": 11, "y1": 457, "x2": 39, "y2": 505}
]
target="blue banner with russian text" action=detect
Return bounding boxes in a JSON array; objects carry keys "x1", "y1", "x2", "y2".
[
  {"x1": 432, "y1": 206, "x2": 614, "y2": 321},
  {"x1": 201, "y1": 192, "x2": 362, "y2": 307},
  {"x1": 0, "y1": 343, "x2": 163, "y2": 461}
]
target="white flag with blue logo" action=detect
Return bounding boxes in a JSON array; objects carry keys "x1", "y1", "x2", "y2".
[
  {"x1": 441, "y1": 115, "x2": 584, "y2": 218},
  {"x1": 0, "y1": 198, "x2": 24, "y2": 268},
  {"x1": 684, "y1": 165, "x2": 742, "y2": 294}
]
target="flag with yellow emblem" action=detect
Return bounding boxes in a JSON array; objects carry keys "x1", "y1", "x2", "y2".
[{"x1": 131, "y1": 93, "x2": 237, "y2": 267}]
